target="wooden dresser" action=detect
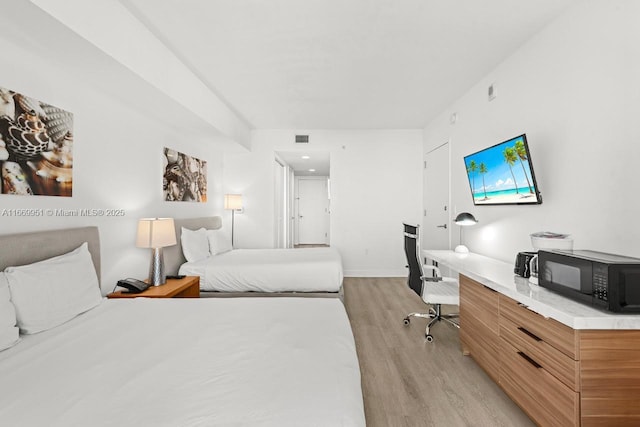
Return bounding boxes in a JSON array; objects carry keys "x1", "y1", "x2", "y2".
[{"x1": 427, "y1": 250, "x2": 640, "y2": 427}]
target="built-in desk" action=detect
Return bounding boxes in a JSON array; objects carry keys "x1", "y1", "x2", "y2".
[
  {"x1": 423, "y1": 250, "x2": 640, "y2": 329},
  {"x1": 423, "y1": 249, "x2": 640, "y2": 427}
]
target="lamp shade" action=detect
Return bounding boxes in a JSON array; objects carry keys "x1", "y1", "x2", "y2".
[
  {"x1": 454, "y1": 212, "x2": 478, "y2": 226},
  {"x1": 224, "y1": 194, "x2": 243, "y2": 210},
  {"x1": 136, "y1": 218, "x2": 177, "y2": 249}
]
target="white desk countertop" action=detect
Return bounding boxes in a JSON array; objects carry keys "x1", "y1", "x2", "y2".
[{"x1": 423, "y1": 249, "x2": 640, "y2": 330}]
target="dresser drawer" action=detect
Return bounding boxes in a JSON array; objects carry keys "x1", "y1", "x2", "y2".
[
  {"x1": 500, "y1": 295, "x2": 578, "y2": 359},
  {"x1": 500, "y1": 340, "x2": 580, "y2": 427},
  {"x1": 460, "y1": 275, "x2": 499, "y2": 334},
  {"x1": 500, "y1": 315, "x2": 579, "y2": 391}
]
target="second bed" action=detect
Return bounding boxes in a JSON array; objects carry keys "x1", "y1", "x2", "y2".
[{"x1": 165, "y1": 217, "x2": 344, "y2": 295}]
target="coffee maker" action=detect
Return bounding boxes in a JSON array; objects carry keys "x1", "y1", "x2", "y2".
[
  {"x1": 514, "y1": 251, "x2": 537, "y2": 278},
  {"x1": 517, "y1": 232, "x2": 574, "y2": 285}
]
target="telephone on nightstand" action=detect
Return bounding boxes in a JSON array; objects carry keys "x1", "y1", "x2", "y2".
[{"x1": 117, "y1": 278, "x2": 150, "y2": 293}]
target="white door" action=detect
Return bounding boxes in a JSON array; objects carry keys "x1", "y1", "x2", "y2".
[
  {"x1": 423, "y1": 142, "x2": 450, "y2": 250},
  {"x1": 297, "y1": 178, "x2": 329, "y2": 244},
  {"x1": 274, "y1": 160, "x2": 285, "y2": 248}
]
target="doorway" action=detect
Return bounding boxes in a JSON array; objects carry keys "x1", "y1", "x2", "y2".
[
  {"x1": 423, "y1": 141, "x2": 450, "y2": 250},
  {"x1": 296, "y1": 176, "x2": 329, "y2": 245},
  {"x1": 274, "y1": 151, "x2": 330, "y2": 247}
]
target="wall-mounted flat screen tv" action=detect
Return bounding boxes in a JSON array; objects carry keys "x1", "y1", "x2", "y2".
[{"x1": 463, "y1": 134, "x2": 542, "y2": 205}]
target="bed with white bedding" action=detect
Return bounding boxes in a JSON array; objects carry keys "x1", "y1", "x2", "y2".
[
  {"x1": 166, "y1": 217, "x2": 344, "y2": 295},
  {"x1": 179, "y1": 247, "x2": 343, "y2": 292},
  {"x1": 0, "y1": 298, "x2": 364, "y2": 426},
  {"x1": 0, "y1": 226, "x2": 365, "y2": 427}
]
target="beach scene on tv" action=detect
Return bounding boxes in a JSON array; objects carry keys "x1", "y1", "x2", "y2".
[{"x1": 464, "y1": 135, "x2": 541, "y2": 205}]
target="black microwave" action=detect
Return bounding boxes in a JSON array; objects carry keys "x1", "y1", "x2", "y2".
[{"x1": 538, "y1": 249, "x2": 640, "y2": 313}]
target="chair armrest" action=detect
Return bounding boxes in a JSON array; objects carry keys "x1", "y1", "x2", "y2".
[{"x1": 423, "y1": 264, "x2": 442, "y2": 276}]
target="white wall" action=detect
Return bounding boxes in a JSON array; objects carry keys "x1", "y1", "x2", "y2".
[
  {"x1": 224, "y1": 129, "x2": 423, "y2": 276},
  {"x1": 0, "y1": 5, "x2": 230, "y2": 294},
  {"x1": 423, "y1": 0, "x2": 640, "y2": 262}
]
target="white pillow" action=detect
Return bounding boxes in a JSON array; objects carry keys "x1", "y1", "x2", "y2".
[
  {"x1": 0, "y1": 273, "x2": 19, "y2": 351},
  {"x1": 181, "y1": 227, "x2": 210, "y2": 262},
  {"x1": 207, "y1": 229, "x2": 233, "y2": 255},
  {"x1": 5, "y1": 242, "x2": 102, "y2": 334}
]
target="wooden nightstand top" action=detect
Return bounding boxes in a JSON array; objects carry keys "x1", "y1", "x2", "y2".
[{"x1": 108, "y1": 276, "x2": 200, "y2": 299}]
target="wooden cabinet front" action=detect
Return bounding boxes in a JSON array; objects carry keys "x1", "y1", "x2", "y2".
[
  {"x1": 498, "y1": 294, "x2": 580, "y2": 426},
  {"x1": 499, "y1": 339, "x2": 580, "y2": 426},
  {"x1": 579, "y1": 330, "x2": 640, "y2": 427},
  {"x1": 500, "y1": 295, "x2": 578, "y2": 359},
  {"x1": 460, "y1": 274, "x2": 640, "y2": 426},
  {"x1": 459, "y1": 275, "x2": 500, "y2": 382},
  {"x1": 500, "y1": 313, "x2": 579, "y2": 391}
]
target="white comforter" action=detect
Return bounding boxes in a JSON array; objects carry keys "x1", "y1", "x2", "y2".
[
  {"x1": 179, "y1": 248, "x2": 344, "y2": 293},
  {"x1": 0, "y1": 298, "x2": 364, "y2": 427}
]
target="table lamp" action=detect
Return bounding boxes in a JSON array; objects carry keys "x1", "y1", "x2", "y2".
[
  {"x1": 224, "y1": 194, "x2": 243, "y2": 247},
  {"x1": 454, "y1": 212, "x2": 478, "y2": 254},
  {"x1": 136, "y1": 218, "x2": 177, "y2": 285}
]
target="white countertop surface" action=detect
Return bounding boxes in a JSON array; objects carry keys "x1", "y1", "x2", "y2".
[{"x1": 423, "y1": 249, "x2": 640, "y2": 330}]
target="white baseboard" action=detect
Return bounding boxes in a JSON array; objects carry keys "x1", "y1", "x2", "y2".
[{"x1": 344, "y1": 269, "x2": 406, "y2": 278}]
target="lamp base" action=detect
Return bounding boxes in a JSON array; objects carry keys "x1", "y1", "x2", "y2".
[
  {"x1": 148, "y1": 247, "x2": 166, "y2": 286},
  {"x1": 454, "y1": 245, "x2": 469, "y2": 254}
]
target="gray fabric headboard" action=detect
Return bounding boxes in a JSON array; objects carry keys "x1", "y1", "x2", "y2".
[
  {"x1": 164, "y1": 216, "x2": 222, "y2": 275},
  {"x1": 0, "y1": 226, "x2": 101, "y2": 285}
]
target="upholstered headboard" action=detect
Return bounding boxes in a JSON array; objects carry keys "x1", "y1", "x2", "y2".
[
  {"x1": 164, "y1": 216, "x2": 222, "y2": 275},
  {"x1": 0, "y1": 226, "x2": 101, "y2": 285}
]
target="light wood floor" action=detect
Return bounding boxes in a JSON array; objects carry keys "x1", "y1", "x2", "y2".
[{"x1": 343, "y1": 277, "x2": 535, "y2": 427}]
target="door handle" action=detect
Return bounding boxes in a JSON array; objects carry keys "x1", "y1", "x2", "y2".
[{"x1": 436, "y1": 224, "x2": 447, "y2": 229}]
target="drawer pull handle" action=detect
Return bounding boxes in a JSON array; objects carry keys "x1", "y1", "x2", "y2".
[
  {"x1": 517, "y1": 302, "x2": 537, "y2": 314},
  {"x1": 518, "y1": 351, "x2": 542, "y2": 369},
  {"x1": 517, "y1": 326, "x2": 542, "y2": 342},
  {"x1": 482, "y1": 285, "x2": 498, "y2": 293}
]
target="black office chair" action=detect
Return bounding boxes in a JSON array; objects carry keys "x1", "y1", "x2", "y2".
[{"x1": 402, "y1": 223, "x2": 459, "y2": 342}]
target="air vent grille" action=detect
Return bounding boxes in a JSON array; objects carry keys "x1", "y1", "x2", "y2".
[{"x1": 295, "y1": 135, "x2": 309, "y2": 143}]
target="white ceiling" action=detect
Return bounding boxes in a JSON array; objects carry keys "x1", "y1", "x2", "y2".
[
  {"x1": 121, "y1": 0, "x2": 579, "y2": 130},
  {"x1": 276, "y1": 151, "x2": 330, "y2": 176}
]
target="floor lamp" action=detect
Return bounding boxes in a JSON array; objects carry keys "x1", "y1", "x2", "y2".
[
  {"x1": 224, "y1": 194, "x2": 243, "y2": 247},
  {"x1": 454, "y1": 212, "x2": 478, "y2": 254}
]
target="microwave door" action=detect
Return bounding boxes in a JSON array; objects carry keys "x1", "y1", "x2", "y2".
[
  {"x1": 617, "y1": 268, "x2": 640, "y2": 312},
  {"x1": 542, "y1": 258, "x2": 593, "y2": 304}
]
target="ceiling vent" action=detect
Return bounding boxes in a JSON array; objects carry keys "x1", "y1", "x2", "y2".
[{"x1": 295, "y1": 135, "x2": 309, "y2": 143}]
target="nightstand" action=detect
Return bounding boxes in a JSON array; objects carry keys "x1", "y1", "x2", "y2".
[{"x1": 108, "y1": 276, "x2": 200, "y2": 299}]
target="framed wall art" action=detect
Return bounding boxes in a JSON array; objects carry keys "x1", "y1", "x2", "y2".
[
  {"x1": 0, "y1": 86, "x2": 74, "y2": 197},
  {"x1": 163, "y1": 147, "x2": 207, "y2": 202}
]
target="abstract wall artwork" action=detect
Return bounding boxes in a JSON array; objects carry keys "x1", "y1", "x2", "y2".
[
  {"x1": 163, "y1": 147, "x2": 207, "y2": 202},
  {"x1": 0, "y1": 86, "x2": 74, "y2": 197}
]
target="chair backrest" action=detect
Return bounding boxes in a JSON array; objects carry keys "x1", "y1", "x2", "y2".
[{"x1": 403, "y1": 223, "x2": 424, "y2": 297}]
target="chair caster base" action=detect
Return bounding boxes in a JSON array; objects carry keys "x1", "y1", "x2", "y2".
[
  {"x1": 425, "y1": 334, "x2": 434, "y2": 342},
  {"x1": 403, "y1": 317, "x2": 410, "y2": 326}
]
